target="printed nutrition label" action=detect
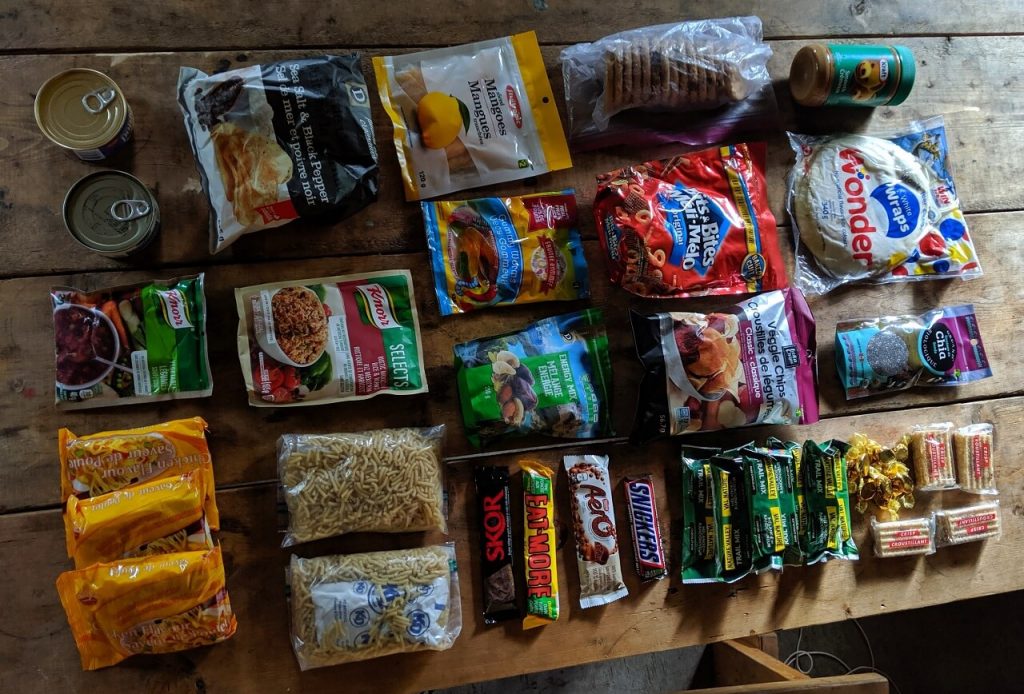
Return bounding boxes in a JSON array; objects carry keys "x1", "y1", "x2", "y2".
[{"x1": 328, "y1": 313, "x2": 356, "y2": 397}]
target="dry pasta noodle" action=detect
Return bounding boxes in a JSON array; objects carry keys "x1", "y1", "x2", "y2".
[
  {"x1": 277, "y1": 426, "x2": 446, "y2": 546},
  {"x1": 56, "y1": 547, "x2": 236, "y2": 671},
  {"x1": 64, "y1": 468, "x2": 217, "y2": 568},
  {"x1": 59, "y1": 417, "x2": 214, "y2": 505},
  {"x1": 288, "y1": 544, "x2": 462, "y2": 669}
]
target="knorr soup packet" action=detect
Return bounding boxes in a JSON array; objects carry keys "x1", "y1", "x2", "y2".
[
  {"x1": 422, "y1": 190, "x2": 589, "y2": 315},
  {"x1": 235, "y1": 270, "x2": 426, "y2": 406},
  {"x1": 373, "y1": 32, "x2": 572, "y2": 200},
  {"x1": 51, "y1": 275, "x2": 212, "y2": 410}
]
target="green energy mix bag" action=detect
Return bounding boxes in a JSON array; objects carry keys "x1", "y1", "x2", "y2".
[
  {"x1": 52, "y1": 274, "x2": 212, "y2": 409},
  {"x1": 454, "y1": 309, "x2": 613, "y2": 447}
]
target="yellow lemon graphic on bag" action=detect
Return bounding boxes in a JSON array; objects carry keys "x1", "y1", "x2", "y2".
[{"x1": 416, "y1": 92, "x2": 470, "y2": 149}]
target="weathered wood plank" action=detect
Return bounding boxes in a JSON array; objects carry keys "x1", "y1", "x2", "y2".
[
  {"x1": 1, "y1": 396, "x2": 1020, "y2": 693},
  {"x1": 686, "y1": 673, "x2": 889, "y2": 694},
  {"x1": 0, "y1": 210, "x2": 1019, "y2": 512},
  {"x1": 2, "y1": 1, "x2": 1021, "y2": 53},
  {"x1": 2, "y1": 36, "x2": 1022, "y2": 277}
]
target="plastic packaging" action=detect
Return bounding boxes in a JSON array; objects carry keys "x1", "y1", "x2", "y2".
[
  {"x1": 835, "y1": 305, "x2": 992, "y2": 399},
  {"x1": 422, "y1": 190, "x2": 589, "y2": 315},
  {"x1": 277, "y1": 427, "x2": 446, "y2": 546},
  {"x1": 871, "y1": 516, "x2": 935, "y2": 558},
  {"x1": 934, "y1": 501, "x2": 1001, "y2": 547},
  {"x1": 593, "y1": 142, "x2": 784, "y2": 299},
  {"x1": 58, "y1": 417, "x2": 214, "y2": 503},
  {"x1": 288, "y1": 544, "x2": 461, "y2": 669},
  {"x1": 560, "y1": 17, "x2": 776, "y2": 149},
  {"x1": 178, "y1": 56, "x2": 378, "y2": 253},
  {"x1": 681, "y1": 446, "x2": 720, "y2": 583},
  {"x1": 801, "y1": 440, "x2": 858, "y2": 564},
  {"x1": 474, "y1": 465, "x2": 518, "y2": 624},
  {"x1": 56, "y1": 547, "x2": 236, "y2": 671},
  {"x1": 521, "y1": 460, "x2": 559, "y2": 628},
  {"x1": 630, "y1": 288, "x2": 818, "y2": 443},
  {"x1": 623, "y1": 474, "x2": 668, "y2": 581},
  {"x1": 373, "y1": 32, "x2": 571, "y2": 200},
  {"x1": 908, "y1": 423, "x2": 958, "y2": 491},
  {"x1": 454, "y1": 309, "x2": 613, "y2": 447},
  {"x1": 787, "y1": 116, "x2": 981, "y2": 295},
  {"x1": 954, "y1": 423, "x2": 996, "y2": 494},
  {"x1": 846, "y1": 433, "x2": 915, "y2": 518}
]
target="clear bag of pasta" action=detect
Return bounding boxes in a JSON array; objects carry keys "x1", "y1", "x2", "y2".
[
  {"x1": 288, "y1": 543, "x2": 462, "y2": 669},
  {"x1": 277, "y1": 426, "x2": 447, "y2": 546}
]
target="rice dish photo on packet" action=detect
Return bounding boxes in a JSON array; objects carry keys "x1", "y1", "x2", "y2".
[
  {"x1": 454, "y1": 309, "x2": 613, "y2": 447},
  {"x1": 235, "y1": 270, "x2": 426, "y2": 406},
  {"x1": 787, "y1": 116, "x2": 981, "y2": 294},
  {"x1": 178, "y1": 55, "x2": 379, "y2": 253},
  {"x1": 373, "y1": 32, "x2": 571, "y2": 200},
  {"x1": 594, "y1": 142, "x2": 784, "y2": 299},
  {"x1": 564, "y1": 455, "x2": 628, "y2": 608},
  {"x1": 835, "y1": 304, "x2": 991, "y2": 399},
  {"x1": 422, "y1": 190, "x2": 589, "y2": 315},
  {"x1": 474, "y1": 465, "x2": 518, "y2": 624},
  {"x1": 630, "y1": 288, "x2": 818, "y2": 443},
  {"x1": 521, "y1": 460, "x2": 559, "y2": 629}
]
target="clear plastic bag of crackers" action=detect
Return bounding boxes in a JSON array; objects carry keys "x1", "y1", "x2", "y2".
[{"x1": 560, "y1": 17, "x2": 776, "y2": 149}]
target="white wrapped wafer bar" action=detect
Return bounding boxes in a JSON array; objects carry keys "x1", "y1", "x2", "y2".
[
  {"x1": 909, "y1": 423, "x2": 958, "y2": 491},
  {"x1": 954, "y1": 423, "x2": 997, "y2": 494},
  {"x1": 871, "y1": 516, "x2": 935, "y2": 558},
  {"x1": 934, "y1": 501, "x2": 1001, "y2": 547}
]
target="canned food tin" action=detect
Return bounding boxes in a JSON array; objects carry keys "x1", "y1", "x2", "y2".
[
  {"x1": 35, "y1": 68, "x2": 134, "y2": 161},
  {"x1": 63, "y1": 171, "x2": 160, "y2": 256}
]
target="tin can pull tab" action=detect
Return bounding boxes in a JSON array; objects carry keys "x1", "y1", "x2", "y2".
[
  {"x1": 82, "y1": 88, "x2": 117, "y2": 114},
  {"x1": 110, "y1": 199, "x2": 151, "y2": 222}
]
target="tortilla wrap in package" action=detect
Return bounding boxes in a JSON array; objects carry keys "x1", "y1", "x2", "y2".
[
  {"x1": 787, "y1": 116, "x2": 981, "y2": 294},
  {"x1": 561, "y1": 17, "x2": 776, "y2": 148},
  {"x1": 373, "y1": 32, "x2": 571, "y2": 200},
  {"x1": 178, "y1": 55, "x2": 379, "y2": 253},
  {"x1": 630, "y1": 288, "x2": 818, "y2": 443}
]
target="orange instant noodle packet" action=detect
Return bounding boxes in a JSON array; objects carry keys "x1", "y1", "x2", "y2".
[
  {"x1": 64, "y1": 469, "x2": 216, "y2": 568},
  {"x1": 56, "y1": 546, "x2": 237, "y2": 671},
  {"x1": 59, "y1": 417, "x2": 214, "y2": 504}
]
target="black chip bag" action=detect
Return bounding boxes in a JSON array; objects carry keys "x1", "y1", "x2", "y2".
[
  {"x1": 474, "y1": 465, "x2": 518, "y2": 623},
  {"x1": 178, "y1": 55, "x2": 379, "y2": 253}
]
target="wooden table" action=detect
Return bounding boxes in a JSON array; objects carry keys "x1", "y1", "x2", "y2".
[{"x1": 2, "y1": 3, "x2": 1021, "y2": 692}]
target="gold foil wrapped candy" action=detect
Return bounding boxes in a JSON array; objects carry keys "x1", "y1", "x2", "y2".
[{"x1": 846, "y1": 433, "x2": 915, "y2": 519}]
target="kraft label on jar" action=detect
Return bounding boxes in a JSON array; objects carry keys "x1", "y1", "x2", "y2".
[{"x1": 825, "y1": 45, "x2": 903, "y2": 106}]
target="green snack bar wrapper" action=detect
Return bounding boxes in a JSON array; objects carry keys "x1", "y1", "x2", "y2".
[
  {"x1": 710, "y1": 454, "x2": 753, "y2": 583},
  {"x1": 681, "y1": 446, "x2": 721, "y2": 584},
  {"x1": 743, "y1": 449, "x2": 796, "y2": 574},
  {"x1": 801, "y1": 439, "x2": 858, "y2": 563},
  {"x1": 766, "y1": 438, "x2": 807, "y2": 566},
  {"x1": 454, "y1": 309, "x2": 613, "y2": 448},
  {"x1": 52, "y1": 274, "x2": 213, "y2": 409}
]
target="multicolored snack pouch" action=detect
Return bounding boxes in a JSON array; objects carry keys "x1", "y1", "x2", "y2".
[
  {"x1": 564, "y1": 455, "x2": 628, "y2": 607},
  {"x1": 422, "y1": 190, "x2": 589, "y2": 315},
  {"x1": 801, "y1": 440, "x2": 858, "y2": 564},
  {"x1": 373, "y1": 32, "x2": 571, "y2": 201},
  {"x1": 51, "y1": 275, "x2": 212, "y2": 410},
  {"x1": 454, "y1": 310, "x2": 613, "y2": 447},
  {"x1": 681, "y1": 446, "x2": 720, "y2": 583},
  {"x1": 630, "y1": 288, "x2": 818, "y2": 443},
  {"x1": 521, "y1": 460, "x2": 559, "y2": 629},
  {"x1": 474, "y1": 465, "x2": 518, "y2": 624},
  {"x1": 835, "y1": 304, "x2": 991, "y2": 399},
  {"x1": 235, "y1": 270, "x2": 426, "y2": 406},
  {"x1": 624, "y1": 474, "x2": 668, "y2": 582},
  {"x1": 710, "y1": 454, "x2": 753, "y2": 582},
  {"x1": 594, "y1": 143, "x2": 784, "y2": 299}
]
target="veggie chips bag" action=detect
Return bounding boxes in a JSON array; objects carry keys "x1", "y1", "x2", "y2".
[
  {"x1": 454, "y1": 310, "x2": 613, "y2": 447},
  {"x1": 422, "y1": 190, "x2": 589, "y2": 315},
  {"x1": 51, "y1": 275, "x2": 212, "y2": 410},
  {"x1": 56, "y1": 547, "x2": 236, "y2": 670},
  {"x1": 373, "y1": 32, "x2": 572, "y2": 200}
]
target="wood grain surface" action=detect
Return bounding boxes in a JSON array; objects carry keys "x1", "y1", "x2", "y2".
[{"x1": 3, "y1": 4, "x2": 1023, "y2": 692}]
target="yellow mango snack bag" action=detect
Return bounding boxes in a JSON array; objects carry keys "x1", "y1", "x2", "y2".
[
  {"x1": 56, "y1": 547, "x2": 237, "y2": 671},
  {"x1": 422, "y1": 190, "x2": 590, "y2": 315},
  {"x1": 64, "y1": 469, "x2": 217, "y2": 568},
  {"x1": 373, "y1": 31, "x2": 571, "y2": 201},
  {"x1": 59, "y1": 417, "x2": 213, "y2": 502}
]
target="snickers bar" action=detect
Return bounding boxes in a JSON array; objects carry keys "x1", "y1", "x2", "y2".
[{"x1": 624, "y1": 474, "x2": 668, "y2": 581}]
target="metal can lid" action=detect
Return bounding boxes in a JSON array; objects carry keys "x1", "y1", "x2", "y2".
[
  {"x1": 35, "y1": 69, "x2": 129, "y2": 151},
  {"x1": 888, "y1": 45, "x2": 917, "y2": 106},
  {"x1": 63, "y1": 171, "x2": 159, "y2": 255}
]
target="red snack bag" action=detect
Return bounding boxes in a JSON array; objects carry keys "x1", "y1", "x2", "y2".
[{"x1": 594, "y1": 143, "x2": 784, "y2": 298}]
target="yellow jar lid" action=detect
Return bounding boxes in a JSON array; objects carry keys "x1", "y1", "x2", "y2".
[{"x1": 34, "y1": 68, "x2": 128, "y2": 151}]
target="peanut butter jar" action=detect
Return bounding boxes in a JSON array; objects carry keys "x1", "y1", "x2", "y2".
[{"x1": 789, "y1": 44, "x2": 915, "y2": 107}]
